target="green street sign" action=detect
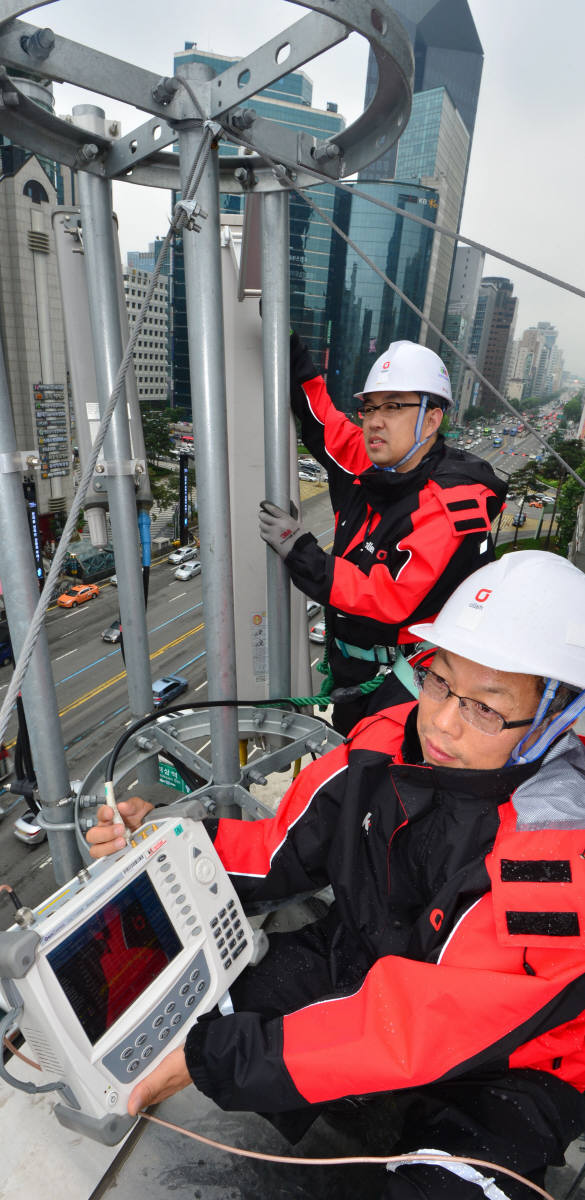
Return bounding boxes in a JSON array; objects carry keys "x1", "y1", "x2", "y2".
[{"x1": 159, "y1": 759, "x2": 188, "y2": 793}]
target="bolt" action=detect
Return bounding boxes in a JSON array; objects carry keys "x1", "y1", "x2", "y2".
[
  {"x1": 95, "y1": 463, "x2": 104, "y2": 473},
  {"x1": 234, "y1": 167, "x2": 249, "y2": 184},
  {"x1": 152, "y1": 76, "x2": 179, "y2": 106},
  {"x1": 313, "y1": 141, "x2": 341, "y2": 161},
  {"x1": 20, "y1": 27, "x2": 55, "y2": 61},
  {"x1": 78, "y1": 143, "x2": 99, "y2": 164},
  {"x1": 231, "y1": 107, "x2": 256, "y2": 131},
  {"x1": 26, "y1": 455, "x2": 39, "y2": 467}
]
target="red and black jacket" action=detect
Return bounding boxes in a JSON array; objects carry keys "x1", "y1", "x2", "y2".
[
  {"x1": 288, "y1": 374, "x2": 507, "y2": 654},
  {"x1": 185, "y1": 705, "x2": 585, "y2": 1117}
]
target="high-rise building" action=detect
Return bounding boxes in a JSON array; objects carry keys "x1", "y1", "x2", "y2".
[
  {"x1": 0, "y1": 76, "x2": 75, "y2": 543},
  {"x1": 473, "y1": 277, "x2": 518, "y2": 408},
  {"x1": 390, "y1": 86, "x2": 469, "y2": 351},
  {"x1": 123, "y1": 266, "x2": 170, "y2": 407},
  {"x1": 362, "y1": 0, "x2": 483, "y2": 180},
  {"x1": 441, "y1": 244, "x2": 484, "y2": 412},
  {"x1": 324, "y1": 180, "x2": 439, "y2": 409},
  {"x1": 171, "y1": 45, "x2": 345, "y2": 412}
]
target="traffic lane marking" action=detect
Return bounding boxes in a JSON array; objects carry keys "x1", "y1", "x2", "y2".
[{"x1": 57, "y1": 622, "x2": 205, "y2": 717}]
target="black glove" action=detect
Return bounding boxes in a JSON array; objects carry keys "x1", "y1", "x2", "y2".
[
  {"x1": 290, "y1": 330, "x2": 318, "y2": 386},
  {"x1": 259, "y1": 501, "x2": 305, "y2": 559}
]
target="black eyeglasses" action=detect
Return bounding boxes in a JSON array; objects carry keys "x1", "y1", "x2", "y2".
[
  {"x1": 413, "y1": 665, "x2": 536, "y2": 736},
  {"x1": 356, "y1": 401, "x2": 422, "y2": 420}
]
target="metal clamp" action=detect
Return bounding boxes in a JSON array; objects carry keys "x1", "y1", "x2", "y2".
[
  {"x1": 0, "y1": 450, "x2": 39, "y2": 474},
  {"x1": 94, "y1": 458, "x2": 146, "y2": 479},
  {"x1": 174, "y1": 198, "x2": 208, "y2": 232}
]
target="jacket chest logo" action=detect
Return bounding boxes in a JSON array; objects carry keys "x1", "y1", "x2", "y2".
[
  {"x1": 362, "y1": 811, "x2": 372, "y2": 834},
  {"x1": 364, "y1": 541, "x2": 375, "y2": 554}
]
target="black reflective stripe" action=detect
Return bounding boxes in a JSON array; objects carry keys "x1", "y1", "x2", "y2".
[
  {"x1": 446, "y1": 499, "x2": 480, "y2": 512},
  {"x1": 501, "y1": 859, "x2": 572, "y2": 883},
  {"x1": 506, "y1": 911, "x2": 579, "y2": 937},
  {"x1": 453, "y1": 518, "x2": 489, "y2": 532}
]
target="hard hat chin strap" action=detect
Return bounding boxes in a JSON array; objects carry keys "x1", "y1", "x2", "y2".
[
  {"x1": 373, "y1": 395, "x2": 434, "y2": 473},
  {"x1": 508, "y1": 679, "x2": 585, "y2": 764}
]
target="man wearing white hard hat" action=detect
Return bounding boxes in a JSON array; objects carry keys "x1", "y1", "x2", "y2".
[
  {"x1": 259, "y1": 336, "x2": 506, "y2": 732},
  {"x1": 90, "y1": 551, "x2": 585, "y2": 1199}
]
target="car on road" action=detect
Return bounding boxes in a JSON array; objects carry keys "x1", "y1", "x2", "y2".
[
  {"x1": 57, "y1": 583, "x2": 100, "y2": 608},
  {"x1": 174, "y1": 560, "x2": 201, "y2": 581},
  {"x1": 13, "y1": 808, "x2": 46, "y2": 846},
  {"x1": 101, "y1": 619, "x2": 122, "y2": 643},
  {"x1": 109, "y1": 574, "x2": 118, "y2": 587},
  {"x1": 168, "y1": 545, "x2": 198, "y2": 566},
  {"x1": 152, "y1": 673, "x2": 189, "y2": 708},
  {"x1": 528, "y1": 500, "x2": 543, "y2": 508},
  {"x1": 306, "y1": 600, "x2": 321, "y2": 619},
  {"x1": 309, "y1": 621, "x2": 326, "y2": 644},
  {"x1": 0, "y1": 637, "x2": 12, "y2": 667},
  {"x1": 512, "y1": 514, "x2": 526, "y2": 527}
]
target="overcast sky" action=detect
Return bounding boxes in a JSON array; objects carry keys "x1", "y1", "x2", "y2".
[{"x1": 29, "y1": 0, "x2": 585, "y2": 376}]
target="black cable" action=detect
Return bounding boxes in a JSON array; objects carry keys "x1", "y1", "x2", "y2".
[{"x1": 105, "y1": 698, "x2": 336, "y2": 784}]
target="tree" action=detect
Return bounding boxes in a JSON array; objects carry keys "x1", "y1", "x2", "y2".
[
  {"x1": 140, "y1": 406, "x2": 174, "y2": 468},
  {"x1": 558, "y1": 393, "x2": 583, "y2": 427},
  {"x1": 540, "y1": 438, "x2": 585, "y2": 482},
  {"x1": 556, "y1": 461, "x2": 585, "y2": 555}
]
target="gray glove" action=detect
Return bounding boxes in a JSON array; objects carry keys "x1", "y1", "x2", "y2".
[{"x1": 259, "y1": 501, "x2": 305, "y2": 559}]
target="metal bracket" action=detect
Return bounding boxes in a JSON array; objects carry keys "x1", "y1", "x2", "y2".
[
  {"x1": 94, "y1": 458, "x2": 146, "y2": 480},
  {"x1": 0, "y1": 450, "x2": 39, "y2": 474}
]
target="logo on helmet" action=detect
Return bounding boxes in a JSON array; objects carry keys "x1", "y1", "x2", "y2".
[{"x1": 475, "y1": 588, "x2": 492, "y2": 603}]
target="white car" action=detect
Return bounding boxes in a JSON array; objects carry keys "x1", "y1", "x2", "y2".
[
  {"x1": 174, "y1": 560, "x2": 201, "y2": 581},
  {"x1": 309, "y1": 621, "x2": 326, "y2": 644},
  {"x1": 306, "y1": 600, "x2": 321, "y2": 619},
  {"x1": 168, "y1": 545, "x2": 198, "y2": 566}
]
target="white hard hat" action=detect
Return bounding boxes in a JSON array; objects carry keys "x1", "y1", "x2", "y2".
[
  {"x1": 354, "y1": 340, "x2": 452, "y2": 407},
  {"x1": 409, "y1": 551, "x2": 585, "y2": 689}
]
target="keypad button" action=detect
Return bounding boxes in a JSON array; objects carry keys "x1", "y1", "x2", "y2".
[
  {"x1": 220, "y1": 948, "x2": 228, "y2": 959},
  {"x1": 176, "y1": 894, "x2": 186, "y2": 905},
  {"x1": 164, "y1": 1001, "x2": 176, "y2": 1015},
  {"x1": 210, "y1": 917, "x2": 219, "y2": 928},
  {"x1": 213, "y1": 926, "x2": 221, "y2": 939},
  {"x1": 166, "y1": 873, "x2": 176, "y2": 884},
  {"x1": 218, "y1": 908, "x2": 226, "y2": 919},
  {"x1": 157, "y1": 854, "x2": 167, "y2": 863},
  {"x1": 233, "y1": 940, "x2": 248, "y2": 959},
  {"x1": 222, "y1": 918, "x2": 230, "y2": 930},
  {"x1": 141, "y1": 1045, "x2": 154, "y2": 1060},
  {"x1": 228, "y1": 938, "x2": 236, "y2": 950},
  {"x1": 186, "y1": 916, "x2": 196, "y2": 926},
  {"x1": 224, "y1": 958, "x2": 232, "y2": 969},
  {"x1": 189, "y1": 968, "x2": 200, "y2": 982},
  {"x1": 233, "y1": 919, "x2": 241, "y2": 931},
  {"x1": 160, "y1": 862, "x2": 171, "y2": 873},
  {"x1": 185, "y1": 994, "x2": 196, "y2": 1008},
  {"x1": 158, "y1": 1027, "x2": 170, "y2": 1041},
  {"x1": 127, "y1": 1059, "x2": 140, "y2": 1073},
  {"x1": 181, "y1": 905, "x2": 191, "y2": 916},
  {"x1": 121, "y1": 1046, "x2": 134, "y2": 1061},
  {"x1": 209, "y1": 883, "x2": 218, "y2": 895},
  {"x1": 135, "y1": 1033, "x2": 148, "y2": 1048},
  {"x1": 194, "y1": 857, "x2": 215, "y2": 885},
  {"x1": 191, "y1": 925, "x2": 201, "y2": 937},
  {"x1": 179, "y1": 982, "x2": 190, "y2": 997},
  {"x1": 171, "y1": 1013, "x2": 182, "y2": 1027},
  {"x1": 227, "y1": 899, "x2": 235, "y2": 910},
  {"x1": 195, "y1": 980, "x2": 205, "y2": 994},
  {"x1": 170, "y1": 884, "x2": 180, "y2": 895},
  {"x1": 152, "y1": 1014, "x2": 164, "y2": 1029},
  {"x1": 236, "y1": 928, "x2": 245, "y2": 940}
]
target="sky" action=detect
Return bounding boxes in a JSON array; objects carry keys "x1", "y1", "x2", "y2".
[{"x1": 24, "y1": 0, "x2": 585, "y2": 377}]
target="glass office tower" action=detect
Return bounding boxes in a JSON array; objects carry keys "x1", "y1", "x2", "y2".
[
  {"x1": 362, "y1": 0, "x2": 483, "y2": 180},
  {"x1": 324, "y1": 181, "x2": 439, "y2": 410}
]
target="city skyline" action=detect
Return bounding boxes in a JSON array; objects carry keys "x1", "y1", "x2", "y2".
[{"x1": 25, "y1": 0, "x2": 585, "y2": 378}]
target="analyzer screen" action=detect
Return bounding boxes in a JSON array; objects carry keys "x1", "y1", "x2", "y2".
[{"x1": 47, "y1": 873, "x2": 182, "y2": 1044}]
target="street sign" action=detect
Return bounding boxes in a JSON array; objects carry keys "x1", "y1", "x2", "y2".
[{"x1": 158, "y1": 758, "x2": 188, "y2": 793}]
